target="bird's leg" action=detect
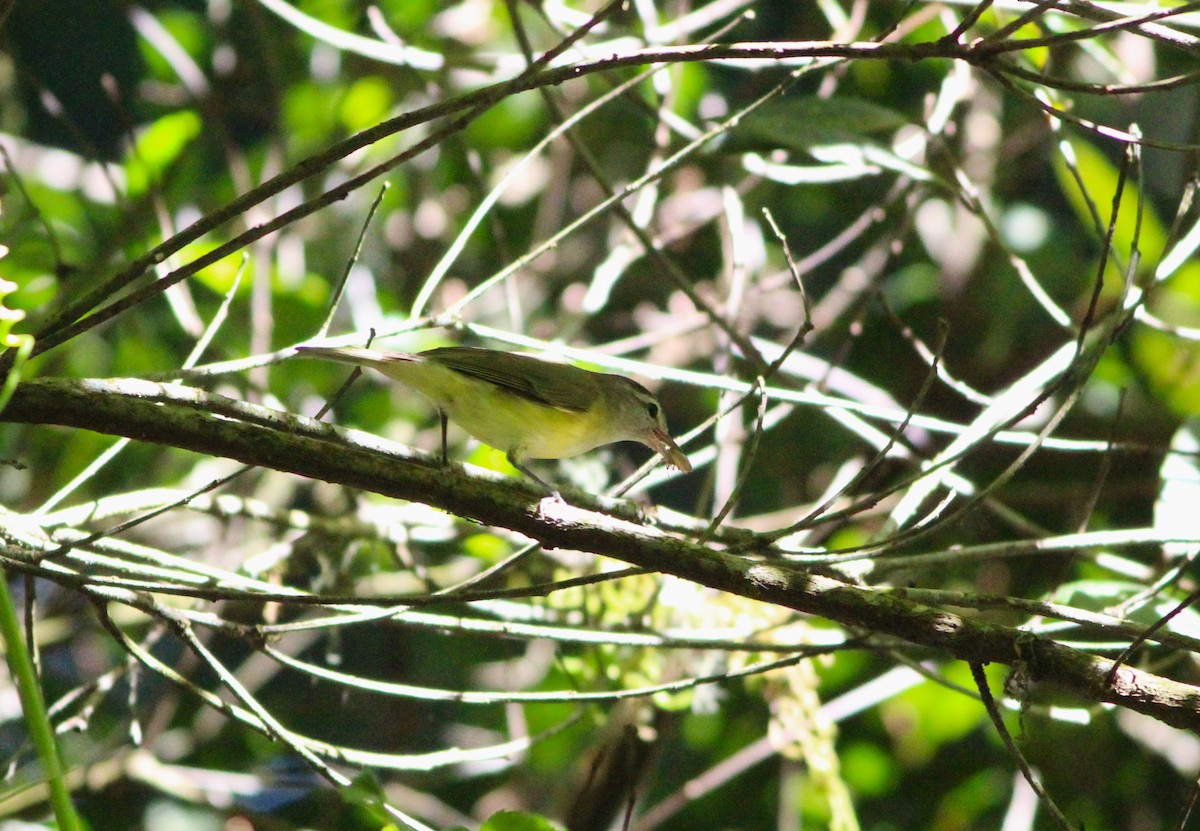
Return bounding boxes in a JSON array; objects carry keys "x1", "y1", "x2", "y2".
[
  {"x1": 507, "y1": 453, "x2": 562, "y2": 500},
  {"x1": 439, "y1": 410, "x2": 449, "y2": 467}
]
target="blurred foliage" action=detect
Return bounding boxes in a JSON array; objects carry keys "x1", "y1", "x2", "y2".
[{"x1": 3, "y1": 2, "x2": 1200, "y2": 831}]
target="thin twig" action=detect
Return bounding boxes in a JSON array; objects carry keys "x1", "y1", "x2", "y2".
[{"x1": 969, "y1": 662, "x2": 1078, "y2": 831}]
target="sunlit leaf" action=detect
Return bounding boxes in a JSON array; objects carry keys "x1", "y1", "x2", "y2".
[
  {"x1": 480, "y1": 809, "x2": 565, "y2": 831},
  {"x1": 1156, "y1": 422, "x2": 1200, "y2": 562},
  {"x1": 1053, "y1": 137, "x2": 1166, "y2": 293},
  {"x1": 340, "y1": 76, "x2": 394, "y2": 134},
  {"x1": 125, "y1": 110, "x2": 202, "y2": 198}
]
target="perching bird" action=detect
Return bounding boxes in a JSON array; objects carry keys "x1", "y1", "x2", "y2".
[{"x1": 296, "y1": 344, "x2": 691, "y2": 494}]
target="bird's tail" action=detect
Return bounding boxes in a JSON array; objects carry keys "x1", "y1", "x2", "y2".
[{"x1": 293, "y1": 345, "x2": 420, "y2": 369}]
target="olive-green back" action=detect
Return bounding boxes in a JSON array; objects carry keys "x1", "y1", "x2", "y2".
[{"x1": 423, "y1": 347, "x2": 601, "y2": 413}]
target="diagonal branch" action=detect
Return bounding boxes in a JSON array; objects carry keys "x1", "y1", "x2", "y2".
[{"x1": 3, "y1": 376, "x2": 1200, "y2": 731}]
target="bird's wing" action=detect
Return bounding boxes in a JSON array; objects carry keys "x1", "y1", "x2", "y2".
[{"x1": 425, "y1": 347, "x2": 596, "y2": 412}]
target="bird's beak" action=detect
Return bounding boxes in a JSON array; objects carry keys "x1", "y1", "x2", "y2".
[{"x1": 647, "y1": 429, "x2": 692, "y2": 472}]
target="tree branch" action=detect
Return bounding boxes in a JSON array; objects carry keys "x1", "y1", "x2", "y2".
[{"x1": 3, "y1": 376, "x2": 1199, "y2": 730}]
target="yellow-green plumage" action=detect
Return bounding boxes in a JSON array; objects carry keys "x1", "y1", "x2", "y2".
[{"x1": 295, "y1": 345, "x2": 690, "y2": 492}]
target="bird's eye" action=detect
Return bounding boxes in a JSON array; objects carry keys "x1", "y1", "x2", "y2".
[{"x1": 646, "y1": 401, "x2": 660, "y2": 419}]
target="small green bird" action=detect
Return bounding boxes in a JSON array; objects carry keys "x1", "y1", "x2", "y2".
[{"x1": 296, "y1": 345, "x2": 692, "y2": 494}]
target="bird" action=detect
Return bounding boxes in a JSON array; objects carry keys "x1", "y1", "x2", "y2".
[{"x1": 295, "y1": 344, "x2": 691, "y2": 494}]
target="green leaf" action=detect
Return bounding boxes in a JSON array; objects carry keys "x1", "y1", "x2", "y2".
[
  {"x1": 343, "y1": 770, "x2": 392, "y2": 824},
  {"x1": 179, "y1": 238, "x2": 250, "y2": 297},
  {"x1": 125, "y1": 110, "x2": 202, "y2": 197},
  {"x1": 1131, "y1": 328, "x2": 1200, "y2": 416},
  {"x1": 464, "y1": 531, "x2": 513, "y2": 562},
  {"x1": 883, "y1": 664, "x2": 991, "y2": 764},
  {"x1": 1053, "y1": 137, "x2": 1166, "y2": 288},
  {"x1": 840, "y1": 741, "x2": 900, "y2": 797},
  {"x1": 479, "y1": 810, "x2": 565, "y2": 831},
  {"x1": 729, "y1": 96, "x2": 934, "y2": 185},
  {"x1": 728, "y1": 96, "x2": 909, "y2": 152},
  {"x1": 340, "y1": 76, "x2": 395, "y2": 134}
]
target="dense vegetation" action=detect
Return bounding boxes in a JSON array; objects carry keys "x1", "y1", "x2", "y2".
[{"x1": 4, "y1": 2, "x2": 1200, "y2": 830}]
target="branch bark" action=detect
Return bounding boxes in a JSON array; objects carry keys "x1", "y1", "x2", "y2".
[{"x1": 4, "y1": 376, "x2": 1199, "y2": 731}]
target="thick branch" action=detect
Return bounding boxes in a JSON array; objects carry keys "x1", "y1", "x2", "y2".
[{"x1": 4, "y1": 377, "x2": 1199, "y2": 730}]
